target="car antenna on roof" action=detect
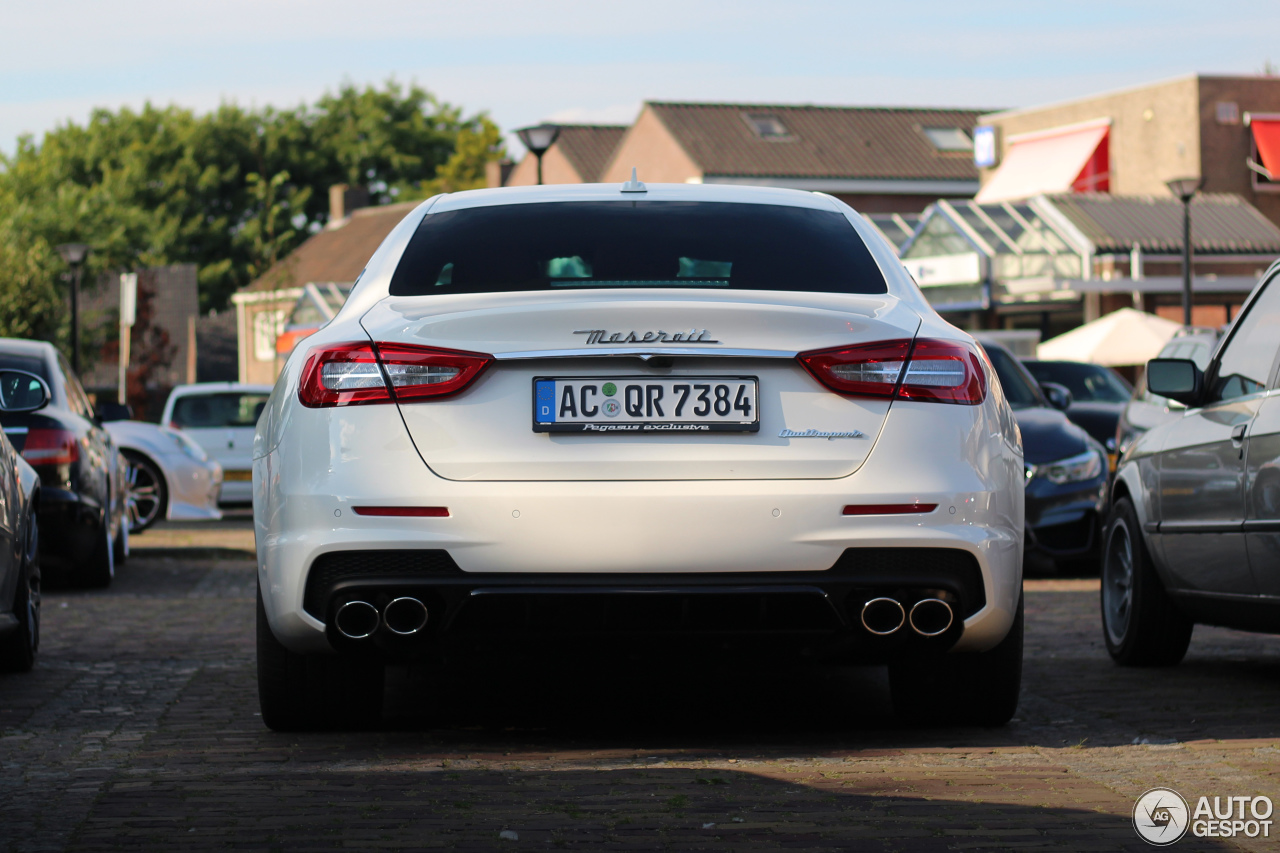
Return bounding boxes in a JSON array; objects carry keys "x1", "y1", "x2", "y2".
[{"x1": 620, "y1": 167, "x2": 647, "y2": 193}]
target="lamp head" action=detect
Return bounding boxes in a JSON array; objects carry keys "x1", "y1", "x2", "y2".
[
  {"x1": 55, "y1": 243, "x2": 90, "y2": 265},
  {"x1": 515, "y1": 124, "x2": 561, "y2": 156},
  {"x1": 1165, "y1": 176, "x2": 1204, "y2": 202}
]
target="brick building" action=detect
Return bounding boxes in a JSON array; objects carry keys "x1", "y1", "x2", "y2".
[{"x1": 975, "y1": 74, "x2": 1280, "y2": 228}]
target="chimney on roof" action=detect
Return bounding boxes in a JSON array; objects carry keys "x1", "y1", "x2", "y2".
[{"x1": 328, "y1": 184, "x2": 370, "y2": 225}]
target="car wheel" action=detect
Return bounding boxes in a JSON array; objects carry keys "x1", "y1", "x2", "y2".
[
  {"x1": 889, "y1": 593, "x2": 1023, "y2": 727},
  {"x1": 1101, "y1": 497, "x2": 1192, "y2": 666},
  {"x1": 0, "y1": 508, "x2": 40, "y2": 672},
  {"x1": 256, "y1": 584, "x2": 383, "y2": 732},
  {"x1": 122, "y1": 451, "x2": 166, "y2": 534},
  {"x1": 77, "y1": 516, "x2": 115, "y2": 589}
]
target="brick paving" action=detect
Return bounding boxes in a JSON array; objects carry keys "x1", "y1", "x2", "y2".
[{"x1": 1, "y1": 521, "x2": 1277, "y2": 851}]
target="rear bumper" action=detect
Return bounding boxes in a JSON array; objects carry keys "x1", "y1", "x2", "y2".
[
  {"x1": 306, "y1": 548, "x2": 988, "y2": 662},
  {"x1": 37, "y1": 487, "x2": 102, "y2": 570},
  {"x1": 255, "y1": 397, "x2": 1025, "y2": 658}
]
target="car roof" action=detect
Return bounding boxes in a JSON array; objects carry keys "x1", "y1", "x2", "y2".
[
  {"x1": 430, "y1": 182, "x2": 842, "y2": 214},
  {"x1": 0, "y1": 338, "x2": 56, "y2": 358}
]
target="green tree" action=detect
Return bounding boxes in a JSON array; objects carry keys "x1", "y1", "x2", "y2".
[{"x1": 0, "y1": 79, "x2": 501, "y2": 358}]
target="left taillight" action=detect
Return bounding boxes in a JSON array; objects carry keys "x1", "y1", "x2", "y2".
[
  {"x1": 298, "y1": 342, "x2": 493, "y2": 408},
  {"x1": 798, "y1": 338, "x2": 987, "y2": 405},
  {"x1": 22, "y1": 427, "x2": 80, "y2": 465}
]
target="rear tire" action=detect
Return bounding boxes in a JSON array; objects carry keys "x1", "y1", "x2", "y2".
[
  {"x1": 122, "y1": 451, "x2": 166, "y2": 534},
  {"x1": 0, "y1": 508, "x2": 40, "y2": 672},
  {"x1": 256, "y1": 584, "x2": 384, "y2": 731},
  {"x1": 889, "y1": 594, "x2": 1023, "y2": 727},
  {"x1": 1101, "y1": 498, "x2": 1192, "y2": 666},
  {"x1": 76, "y1": 516, "x2": 114, "y2": 589}
]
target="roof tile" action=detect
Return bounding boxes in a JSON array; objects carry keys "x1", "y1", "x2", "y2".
[
  {"x1": 1047, "y1": 192, "x2": 1280, "y2": 255},
  {"x1": 648, "y1": 102, "x2": 987, "y2": 181}
]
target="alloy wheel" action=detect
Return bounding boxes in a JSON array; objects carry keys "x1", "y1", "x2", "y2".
[
  {"x1": 1103, "y1": 519, "x2": 1134, "y2": 646},
  {"x1": 124, "y1": 455, "x2": 163, "y2": 532}
]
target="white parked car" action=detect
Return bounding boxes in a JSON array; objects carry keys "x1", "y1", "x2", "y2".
[
  {"x1": 253, "y1": 181, "x2": 1025, "y2": 731},
  {"x1": 103, "y1": 420, "x2": 223, "y2": 532},
  {"x1": 161, "y1": 382, "x2": 272, "y2": 505}
]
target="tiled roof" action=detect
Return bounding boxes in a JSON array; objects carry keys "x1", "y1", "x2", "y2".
[
  {"x1": 241, "y1": 201, "x2": 418, "y2": 293},
  {"x1": 1048, "y1": 193, "x2": 1280, "y2": 255},
  {"x1": 554, "y1": 125, "x2": 628, "y2": 182},
  {"x1": 647, "y1": 102, "x2": 987, "y2": 181}
]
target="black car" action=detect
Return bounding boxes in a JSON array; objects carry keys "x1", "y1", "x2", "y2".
[
  {"x1": 0, "y1": 340, "x2": 127, "y2": 587},
  {"x1": 1104, "y1": 262, "x2": 1280, "y2": 665},
  {"x1": 0, "y1": 370, "x2": 46, "y2": 671},
  {"x1": 1022, "y1": 360, "x2": 1133, "y2": 465},
  {"x1": 979, "y1": 340, "x2": 1109, "y2": 571}
]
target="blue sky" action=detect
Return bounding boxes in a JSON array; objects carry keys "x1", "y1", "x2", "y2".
[{"x1": 3, "y1": 0, "x2": 1279, "y2": 156}]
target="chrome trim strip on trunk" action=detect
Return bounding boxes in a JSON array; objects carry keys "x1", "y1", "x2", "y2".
[{"x1": 494, "y1": 347, "x2": 798, "y2": 360}]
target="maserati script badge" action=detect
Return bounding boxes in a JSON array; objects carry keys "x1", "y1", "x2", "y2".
[
  {"x1": 574, "y1": 328, "x2": 719, "y2": 345},
  {"x1": 779, "y1": 428, "x2": 866, "y2": 440}
]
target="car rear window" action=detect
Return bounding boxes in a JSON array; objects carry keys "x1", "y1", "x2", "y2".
[
  {"x1": 0, "y1": 353, "x2": 50, "y2": 384},
  {"x1": 171, "y1": 393, "x2": 269, "y2": 428},
  {"x1": 388, "y1": 201, "x2": 887, "y2": 296}
]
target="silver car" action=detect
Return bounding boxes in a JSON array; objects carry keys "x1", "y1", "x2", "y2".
[
  {"x1": 1104, "y1": 261, "x2": 1280, "y2": 664},
  {"x1": 103, "y1": 420, "x2": 222, "y2": 533}
]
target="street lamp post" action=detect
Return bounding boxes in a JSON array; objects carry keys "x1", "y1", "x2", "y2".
[
  {"x1": 55, "y1": 243, "x2": 91, "y2": 375},
  {"x1": 515, "y1": 124, "x2": 561, "y2": 185},
  {"x1": 1166, "y1": 177, "x2": 1203, "y2": 327}
]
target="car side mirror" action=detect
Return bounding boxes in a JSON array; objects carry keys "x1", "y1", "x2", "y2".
[
  {"x1": 0, "y1": 370, "x2": 51, "y2": 414},
  {"x1": 1040, "y1": 381, "x2": 1073, "y2": 411},
  {"x1": 1146, "y1": 358, "x2": 1203, "y2": 406}
]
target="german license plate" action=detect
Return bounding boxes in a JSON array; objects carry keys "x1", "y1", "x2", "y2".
[{"x1": 533, "y1": 376, "x2": 760, "y2": 433}]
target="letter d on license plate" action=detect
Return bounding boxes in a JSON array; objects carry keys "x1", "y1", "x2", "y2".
[{"x1": 532, "y1": 376, "x2": 760, "y2": 433}]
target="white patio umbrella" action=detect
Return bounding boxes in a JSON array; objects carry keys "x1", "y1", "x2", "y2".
[{"x1": 1036, "y1": 308, "x2": 1183, "y2": 366}]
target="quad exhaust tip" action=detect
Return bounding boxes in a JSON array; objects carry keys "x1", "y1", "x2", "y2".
[
  {"x1": 334, "y1": 600, "x2": 380, "y2": 639},
  {"x1": 383, "y1": 597, "x2": 430, "y2": 635},
  {"x1": 909, "y1": 598, "x2": 954, "y2": 637},
  {"x1": 860, "y1": 597, "x2": 906, "y2": 636}
]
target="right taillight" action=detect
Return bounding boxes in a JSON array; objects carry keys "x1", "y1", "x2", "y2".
[
  {"x1": 798, "y1": 338, "x2": 986, "y2": 405},
  {"x1": 298, "y1": 341, "x2": 493, "y2": 408},
  {"x1": 22, "y1": 427, "x2": 80, "y2": 465}
]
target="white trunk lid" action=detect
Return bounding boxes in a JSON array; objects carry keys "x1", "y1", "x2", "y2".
[{"x1": 360, "y1": 290, "x2": 920, "y2": 481}]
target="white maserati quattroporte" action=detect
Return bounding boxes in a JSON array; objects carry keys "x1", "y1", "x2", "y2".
[{"x1": 253, "y1": 180, "x2": 1025, "y2": 730}]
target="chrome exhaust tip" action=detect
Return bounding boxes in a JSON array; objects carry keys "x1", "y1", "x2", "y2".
[
  {"x1": 334, "y1": 600, "x2": 380, "y2": 639},
  {"x1": 909, "y1": 598, "x2": 954, "y2": 637},
  {"x1": 860, "y1": 597, "x2": 905, "y2": 636},
  {"x1": 383, "y1": 597, "x2": 429, "y2": 636}
]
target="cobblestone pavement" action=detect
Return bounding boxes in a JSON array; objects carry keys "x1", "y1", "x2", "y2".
[{"x1": 1, "y1": 520, "x2": 1278, "y2": 852}]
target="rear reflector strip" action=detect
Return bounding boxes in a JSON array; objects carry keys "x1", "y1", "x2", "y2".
[
  {"x1": 352, "y1": 506, "x2": 450, "y2": 517},
  {"x1": 843, "y1": 503, "x2": 938, "y2": 516}
]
